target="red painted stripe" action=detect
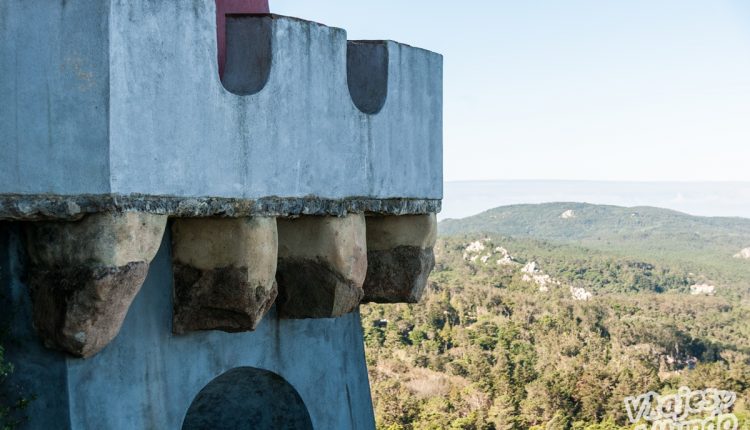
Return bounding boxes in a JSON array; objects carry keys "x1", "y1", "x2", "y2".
[{"x1": 217, "y1": 0, "x2": 270, "y2": 78}]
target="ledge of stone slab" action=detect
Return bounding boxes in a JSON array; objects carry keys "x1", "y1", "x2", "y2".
[{"x1": 0, "y1": 194, "x2": 441, "y2": 221}]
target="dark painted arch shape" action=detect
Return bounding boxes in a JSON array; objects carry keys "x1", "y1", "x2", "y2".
[
  {"x1": 182, "y1": 367, "x2": 314, "y2": 430},
  {"x1": 216, "y1": 0, "x2": 270, "y2": 78},
  {"x1": 347, "y1": 41, "x2": 389, "y2": 115},
  {"x1": 221, "y1": 15, "x2": 273, "y2": 96}
]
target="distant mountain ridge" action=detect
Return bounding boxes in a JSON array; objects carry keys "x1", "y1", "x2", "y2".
[
  {"x1": 439, "y1": 202, "x2": 750, "y2": 294},
  {"x1": 440, "y1": 180, "x2": 750, "y2": 220},
  {"x1": 440, "y1": 202, "x2": 750, "y2": 238}
]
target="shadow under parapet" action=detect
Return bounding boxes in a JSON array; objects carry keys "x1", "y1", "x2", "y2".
[{"x1": 0, "y1": 223, "x2": 71, "y2": 429}]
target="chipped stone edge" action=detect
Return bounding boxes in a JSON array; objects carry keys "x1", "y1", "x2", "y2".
[{"x1": 0, "y1": 194, "x2": 442, "y2": 221}]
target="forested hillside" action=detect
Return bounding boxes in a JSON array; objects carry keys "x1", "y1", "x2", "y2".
[
  {"x1": 364, "y1": 204, "x2": 750, "y2": 429},
  {"x1": 439, "y1": 203, "x2": 750, "y2": 297}
]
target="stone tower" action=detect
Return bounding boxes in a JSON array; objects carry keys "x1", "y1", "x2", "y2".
[{"x1": 0, "y1": 1, "x2": 442, "y2": 428}]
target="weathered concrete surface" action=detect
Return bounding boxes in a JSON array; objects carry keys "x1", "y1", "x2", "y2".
[
  {"x1": 1, "y1": 4, "x2": 443, "y2": 202},
  {"x1": 363, "y1": 214, "x2": 437, "y2": 303},
  {"x1": 107, "y1": 11, "x2": 442, "y2": 200},
  {"x1": 23, "y1": 212, "x2": 166, "y2": 357},
  {"x1": 25, "y1": 212, "x2": 166, "y2": 267},
  {"x1": 171, "y1": 217, "x2": 278, "y2": 333},
  {"x1": 1, "y1": 225, "x2": 376, "y2": 429},
  {"x1": 0, "y1": 0, "x2": 111, "y2": 195},
  {"x1": 26, "y1": 263, "x2": 149, "y2": 359},
  {"x1": 0, "y1": 194, "x2": 440, "y2": 221},
  {"x1": 276, "y1": 214, "x2": 367, "y2": 318},
  {"x1": 366, "y1": 214, "x2": 437, "y2": 251}
]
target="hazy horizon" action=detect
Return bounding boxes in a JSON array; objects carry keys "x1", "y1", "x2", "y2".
[{"x1": 441, "y1": 179, "x2": 750, "y2": 220}]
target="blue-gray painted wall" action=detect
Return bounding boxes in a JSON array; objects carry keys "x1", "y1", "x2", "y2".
[
  {"x1": 1, "y1": 223, "x2": 376, "y2": 430},
  {"x1": 0, "y1": 0, "x2": 111, "y2": 194},
  {"x1": 0, "y1": 0, "x2": 443, "y2": 201}
]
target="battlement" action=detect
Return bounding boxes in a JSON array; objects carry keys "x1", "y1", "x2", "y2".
[{"x1": 0, "y1": 4, "x2": 442, "y2": 215}]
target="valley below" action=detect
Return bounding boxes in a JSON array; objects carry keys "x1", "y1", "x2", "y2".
[{"x1": 364, "y1": 203, "x2": 750, "y2": 429}]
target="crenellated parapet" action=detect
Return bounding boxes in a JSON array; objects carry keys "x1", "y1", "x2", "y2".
[
  {"x1": 0, "y1": 6, "x2": 441, "y2": 204},
  {"x1": 1, "y1": 0, "x2": 441, "y2": 360}
]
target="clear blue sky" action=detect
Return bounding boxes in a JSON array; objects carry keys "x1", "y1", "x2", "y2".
[{"x1": 274, "y1": 1, "x2": 750, "y2": 182}]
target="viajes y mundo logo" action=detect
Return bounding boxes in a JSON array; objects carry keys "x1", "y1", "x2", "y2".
[{"x1": 623, "y1": 386, "x2": 739, "y2": 430}]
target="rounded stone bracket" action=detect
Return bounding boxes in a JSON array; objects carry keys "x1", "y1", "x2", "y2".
[
  {"x1": 171, "y1": 217, "x2": 278, "y2": 334},
  {"x1": 18, "y1": 209, "x2": 438, "y2": 356},
  {"x1": 23, "y1": 212, "x2": 167, "y2": 358},
  {"x1": 276, "y1": 214, "x2": 367, "y2": 319},
  {"x1": 362, "y1": 214, "x2": 437, "y2": 303}
]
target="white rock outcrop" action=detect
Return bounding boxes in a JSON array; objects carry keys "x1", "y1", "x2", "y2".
[
  {"x1": 734, "y1": 248, "x2": 750, "y2": 259},
  {"x1": 570, "y1": 286, "x2": 592, "y2": 301},
  {"x1": 520, "y1": 261, "x2": 562, "y2": 293},
  {"x1": 560, "y1": 210, "x2": 576, "y2": 219},
  {"x1": 465, "y1": 240, "x2": 486, "y2": 253},
  {"x1": 690, "y1": 284, "x2": 716, "y2": 295},
  {"x1": 496, "y1": 255, "x2": 514, "y2": 265},
  {"x1": 522, "y1": 261, "x2": 539, "y2": 274},
  {"x1": 494, "y1": 247, "x2": 515, "y2": 265},
  {"x1": 464, "y1": 240, "x2": 517, "y2": 266}
]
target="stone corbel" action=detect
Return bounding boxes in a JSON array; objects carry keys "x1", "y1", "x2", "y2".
[
  {"x1": 362, "y1": 214, "x2": 437, "y2": 303},
  {"x1": 171, "y1": 217, "x2": 278, "y2": 334},
  {"x1": 23, "y1": 212, "x2": 167, "y2": 358},
  {"x1": 275, "y1": 214, "x2": 367, "y2": 319}
]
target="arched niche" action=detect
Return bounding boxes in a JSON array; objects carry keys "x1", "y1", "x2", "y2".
[
  {"x1": 347, "y1": 41, "x2": 389, "y2": 115},
  {"x1": 182, "y1": 367, "x2": 314, "y2": 430}
]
